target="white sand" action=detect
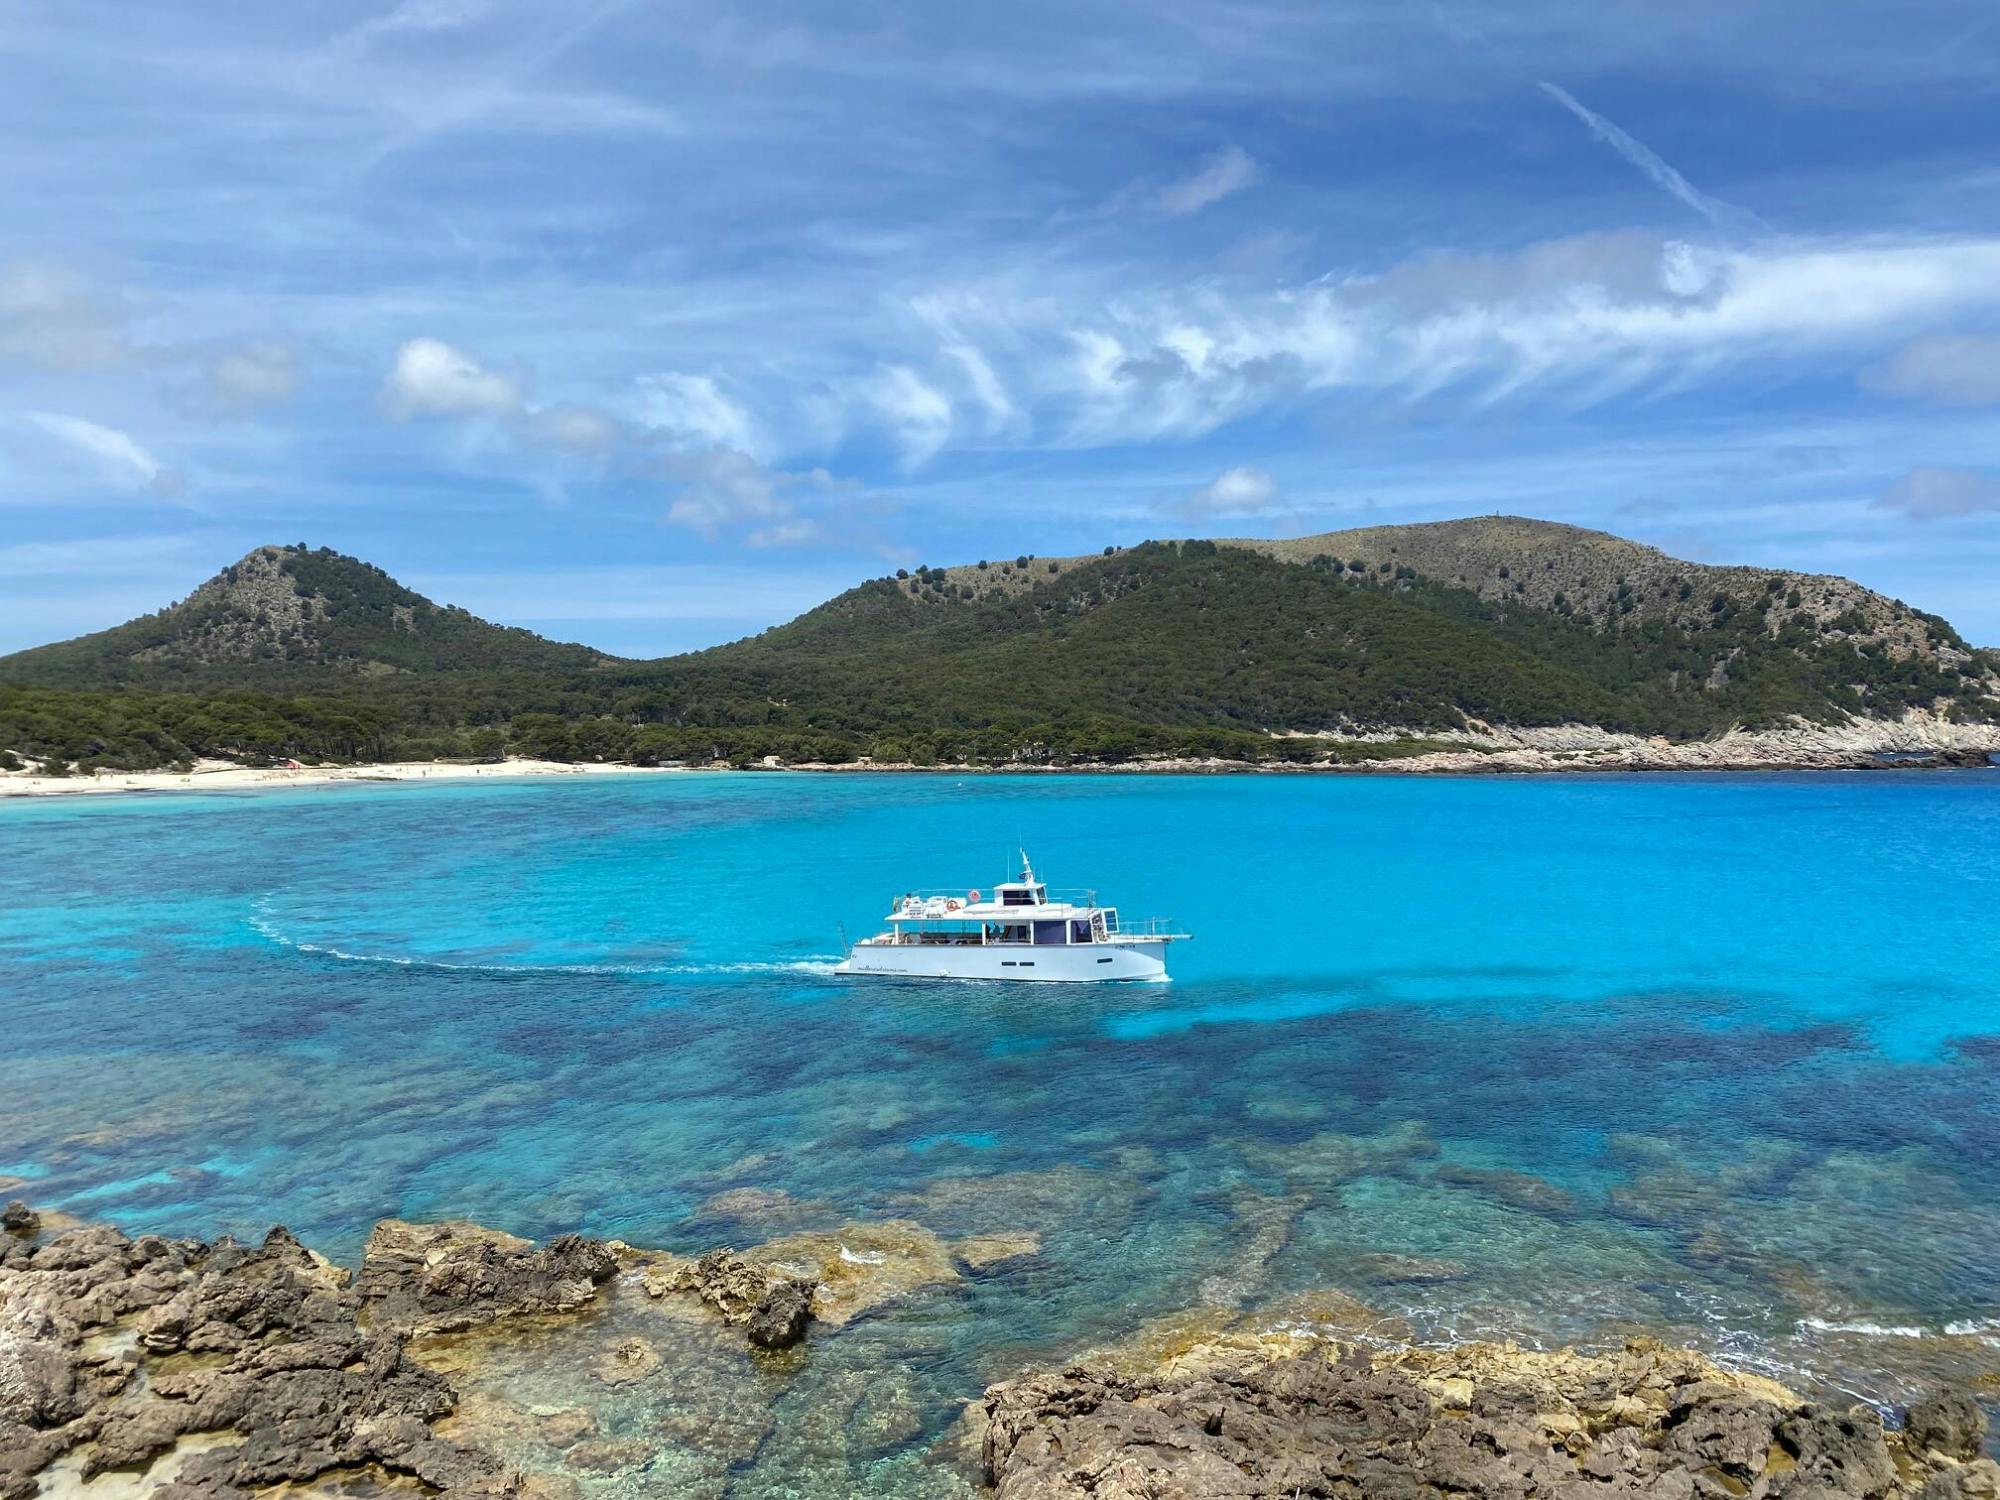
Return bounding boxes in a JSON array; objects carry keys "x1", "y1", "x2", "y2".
[{"x1": 0, "y1": 757, "x2": 689, "y2": 799}]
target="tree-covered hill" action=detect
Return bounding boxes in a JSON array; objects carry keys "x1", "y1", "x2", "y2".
[
  {"x1": 3, "y1": 521, "x2": 1996, "y2": 773},
  {"x1": 652, "y1": 536, "x2": 1992, "y2": 742},
  {"x1": 0, "y1": 544, "x2": 612, "y2": 689}
]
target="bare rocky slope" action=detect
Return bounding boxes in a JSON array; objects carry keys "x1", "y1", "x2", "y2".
[{"x1": 1231, "y1": 516, "x2": 1973, "y2": 664}]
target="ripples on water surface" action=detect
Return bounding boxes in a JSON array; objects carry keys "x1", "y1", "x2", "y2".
[{"x1": 4, "y1": 770, "x2": 1999, "y2": 1490}]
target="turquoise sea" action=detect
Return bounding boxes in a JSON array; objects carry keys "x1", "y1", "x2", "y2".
[{"x1": 5, "y1": 770, "x2": 2000, "y2": 1490}]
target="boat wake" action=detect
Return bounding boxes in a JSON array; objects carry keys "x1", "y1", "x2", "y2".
[{"x1": 247, "y1": 900, "x2": 839, "y2": 977}]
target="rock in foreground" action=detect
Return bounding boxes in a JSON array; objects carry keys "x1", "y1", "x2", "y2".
[{"x1": 983, "y1": 1337, "x2": 1996, "y2": 1500}]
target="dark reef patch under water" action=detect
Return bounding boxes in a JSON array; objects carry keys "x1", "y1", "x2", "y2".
[{"x1": 4, "y1": 770, "x2": 2000, "y2": 1491}]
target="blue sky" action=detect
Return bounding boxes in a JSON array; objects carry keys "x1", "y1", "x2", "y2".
[{"x1": 3, "y1": 0, "x2": 1999, "y2": 655}]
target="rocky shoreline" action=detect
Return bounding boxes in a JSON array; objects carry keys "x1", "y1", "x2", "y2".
[{"x1": 4, "y1": 1200, "x2": 1993, "y2": 1499}]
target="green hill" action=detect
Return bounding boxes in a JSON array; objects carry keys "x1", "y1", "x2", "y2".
[
  {"x1": 0, "y1": 544, "x2": 611, "y2": 690},
  {"x1": 642, "y1": 530, "x2": 1991, "y2": 747},
  {"x1": 3, "y1": 520, "x2": 1995, "y2": 772}
]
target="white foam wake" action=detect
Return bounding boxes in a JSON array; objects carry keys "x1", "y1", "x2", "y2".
[
  {"x1": 1797, "y1": 1317, "x2": 1932, "y2": 1340},
  {"x1": 248, "y1": 899, "x2": 839, "y2": 977}
]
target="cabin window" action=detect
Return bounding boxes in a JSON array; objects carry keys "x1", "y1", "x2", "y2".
[
  {"x1": 1002, "y1": 889, "x2": 1033, "y2": 906},
  {"x1": 1102, "y1": 910, "x2": 1119, "y2": 934},
  {"x1": 1070, "y1": 919, "x2": 1092, "y2": 944},
  {"x1": 1032, "y1": 920, "x2": 1067, "y2": 945}
]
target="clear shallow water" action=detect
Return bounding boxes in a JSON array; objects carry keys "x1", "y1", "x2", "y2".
[{"x1": 5, "y1": 770, "x2": 2000, "y2": 1488}]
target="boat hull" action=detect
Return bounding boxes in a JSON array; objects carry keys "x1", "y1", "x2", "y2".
[{"x1": 834, "y1": 941, "x2": 1170, "y2": 983}]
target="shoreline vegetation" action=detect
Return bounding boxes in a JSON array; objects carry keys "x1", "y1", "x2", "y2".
[
  {"x1": 4, "y1": 716, "x2": 1999, "y2": 798},
  {"x1": 4, "y1": 525, "x2": 1997, "y2": 793},
  {"x1": 3, "y1": 1199, "x2": 1993, "y2": 1500}
]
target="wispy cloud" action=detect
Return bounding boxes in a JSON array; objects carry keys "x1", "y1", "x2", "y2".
[
  {"x1": 19, "y1": 412, "x2": 177, "y2": 492},
  {"x1": 209, "y1": 343, "x2": 300, "y2": 413},
  {"x1": 1863, "y1": 334, "x2": 2000, "y2": 406},
  {"x1": 1875, "y1": 465, "x2": 2000, "y2": 520},
  {"x1": 332, "y1": 0, "x2": 493, "y2": 55},
  {"x1": 1155, "y1": 146, "x2": 1263, "y2": 217},
  {"x1": 1537, "y1": 83, "x2": 1769, "y2": 237},
  {"x1": 0, "y1": 262, "x2": 131, "y2": 372}
]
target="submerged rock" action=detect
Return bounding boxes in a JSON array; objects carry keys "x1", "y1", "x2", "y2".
[
  {"x1": 1432, "y1": 1161, "x2": 1581, "y2": 1218},
  {"x1": 745, "y1": 1220, "x2": 962, "y2": 1327},
  {"x1": 983, "y1": 1337, "x2": 1996, "y2": 1500},
  {"x1": 951, "y1": 1230, "x2": 1042, "y2": 1269},
  {"x1": 1352, "y1": 1251, "x2": 1471, "y2": 1285}
]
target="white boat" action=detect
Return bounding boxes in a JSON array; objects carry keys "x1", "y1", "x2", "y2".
[{"x1": 834, "y1": 853, "x2": 1188, "y2": 983}]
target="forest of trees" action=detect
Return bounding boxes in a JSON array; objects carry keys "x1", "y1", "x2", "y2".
[{"x1": 3, "y1": 541, "x2": 1994, "y2": 773}]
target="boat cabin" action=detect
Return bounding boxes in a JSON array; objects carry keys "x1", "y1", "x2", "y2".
[{"x1": 882, "y1": 858, "x2": 1121, "y2": 948}]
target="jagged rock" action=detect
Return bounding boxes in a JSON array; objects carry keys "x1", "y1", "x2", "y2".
[
  {"x1": 641, "y1": 1247, "x2": 771, "y2": 1322},
  {"x1": 1906, "y1": 1391, "x2": 1988, "y2": 1462},
  {"x1": 141, "y1": 1225, "x2": 351, "y2": 1354},
  {"x1": 357, "y1": 1219, "x2": 618, "y2": 1335},
  {"x1": 983, "y1": 1337, "x2": 1932, "y2": 1500},
  {"x1": 0, "y1": 1203, "x2": 38, "y2": 1238},
  {"x1": 0, "y1": 1305, "x2": 86, "y2": 1427},
  {"x1": 0, "y1": 1210, "x2": 530, "y2": 1498},
  {"x1": 745, "y1": 1278, "x2": 815, "y2": 1349}
]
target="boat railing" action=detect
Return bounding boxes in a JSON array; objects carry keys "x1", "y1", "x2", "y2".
[
  {"x1": 891, "y1": 885, "x2": 1105, "y2": 911},
  {"x1": 1107, "y1": 916, "x2": 1187, "y2": 939}
]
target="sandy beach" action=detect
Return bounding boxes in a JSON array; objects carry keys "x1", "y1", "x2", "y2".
[
  {"x1": 5, "y1": 714, "x2": 1998, "y2": 798},
  {"x1": 0, "y1": 756, "x2": 690, "y2": 799}
]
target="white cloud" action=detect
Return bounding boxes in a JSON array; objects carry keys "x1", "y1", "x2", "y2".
[
  {"x1": 944, "y1": 342, "x2": 1016, "y2": 432},
  {"x1": 524, "y1": 402, "x2": 623, "y2": 454},
  {"x1": 638, "y1": 373, "x2": 760, "y2": 453},
  {"x1": 1155, "y1": 146, "x2": 1262, "y2": 217},
  {"x1": 913, "y1": 232, "x2": 2000, "y2": 449},
  {"x1": 208, "y1": 342, "x2": 299, "y2": 412},
  {"x1": 1182, "y1": 464, "x2": 1280, "y2": 518},
  {"x1": 857, "y1": 364, "x2": 952, "y2": 466},
  {"x1": 661, "y1": 446, "x2": 794, "y2": 536},
  {"x1": 0, "y1": 262, "x2": 128, "y2": 371},
  {"x1": 1875, "y1": 465, "x2": 2000, "y2": 520},
  {"x1": 20, "y1": 412, "x2": 175, "y2": 491},
  {"x1": 747, "y1": 519, "x2": 824, "y2": 548},
  {"x1": 383, "y1": 336, "x2": 522, "y2": 420},
  {"x1": 1864, "y1": 334, "x2": 2000, "y2": 406},
  {"x1": 333, "y1": 0, "x2": 492, "y2": 54},
  {"x1": 1537, "y1": 83, "x2": 1767, "y2": 237}
]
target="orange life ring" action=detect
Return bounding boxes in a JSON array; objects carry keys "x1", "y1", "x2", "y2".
[
  {"x1": 945, "y1": 898, "x2": 962, "y2": 912},
  {"x1": 968, "y1": 889, "x2": 982, "y2": 903}
]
